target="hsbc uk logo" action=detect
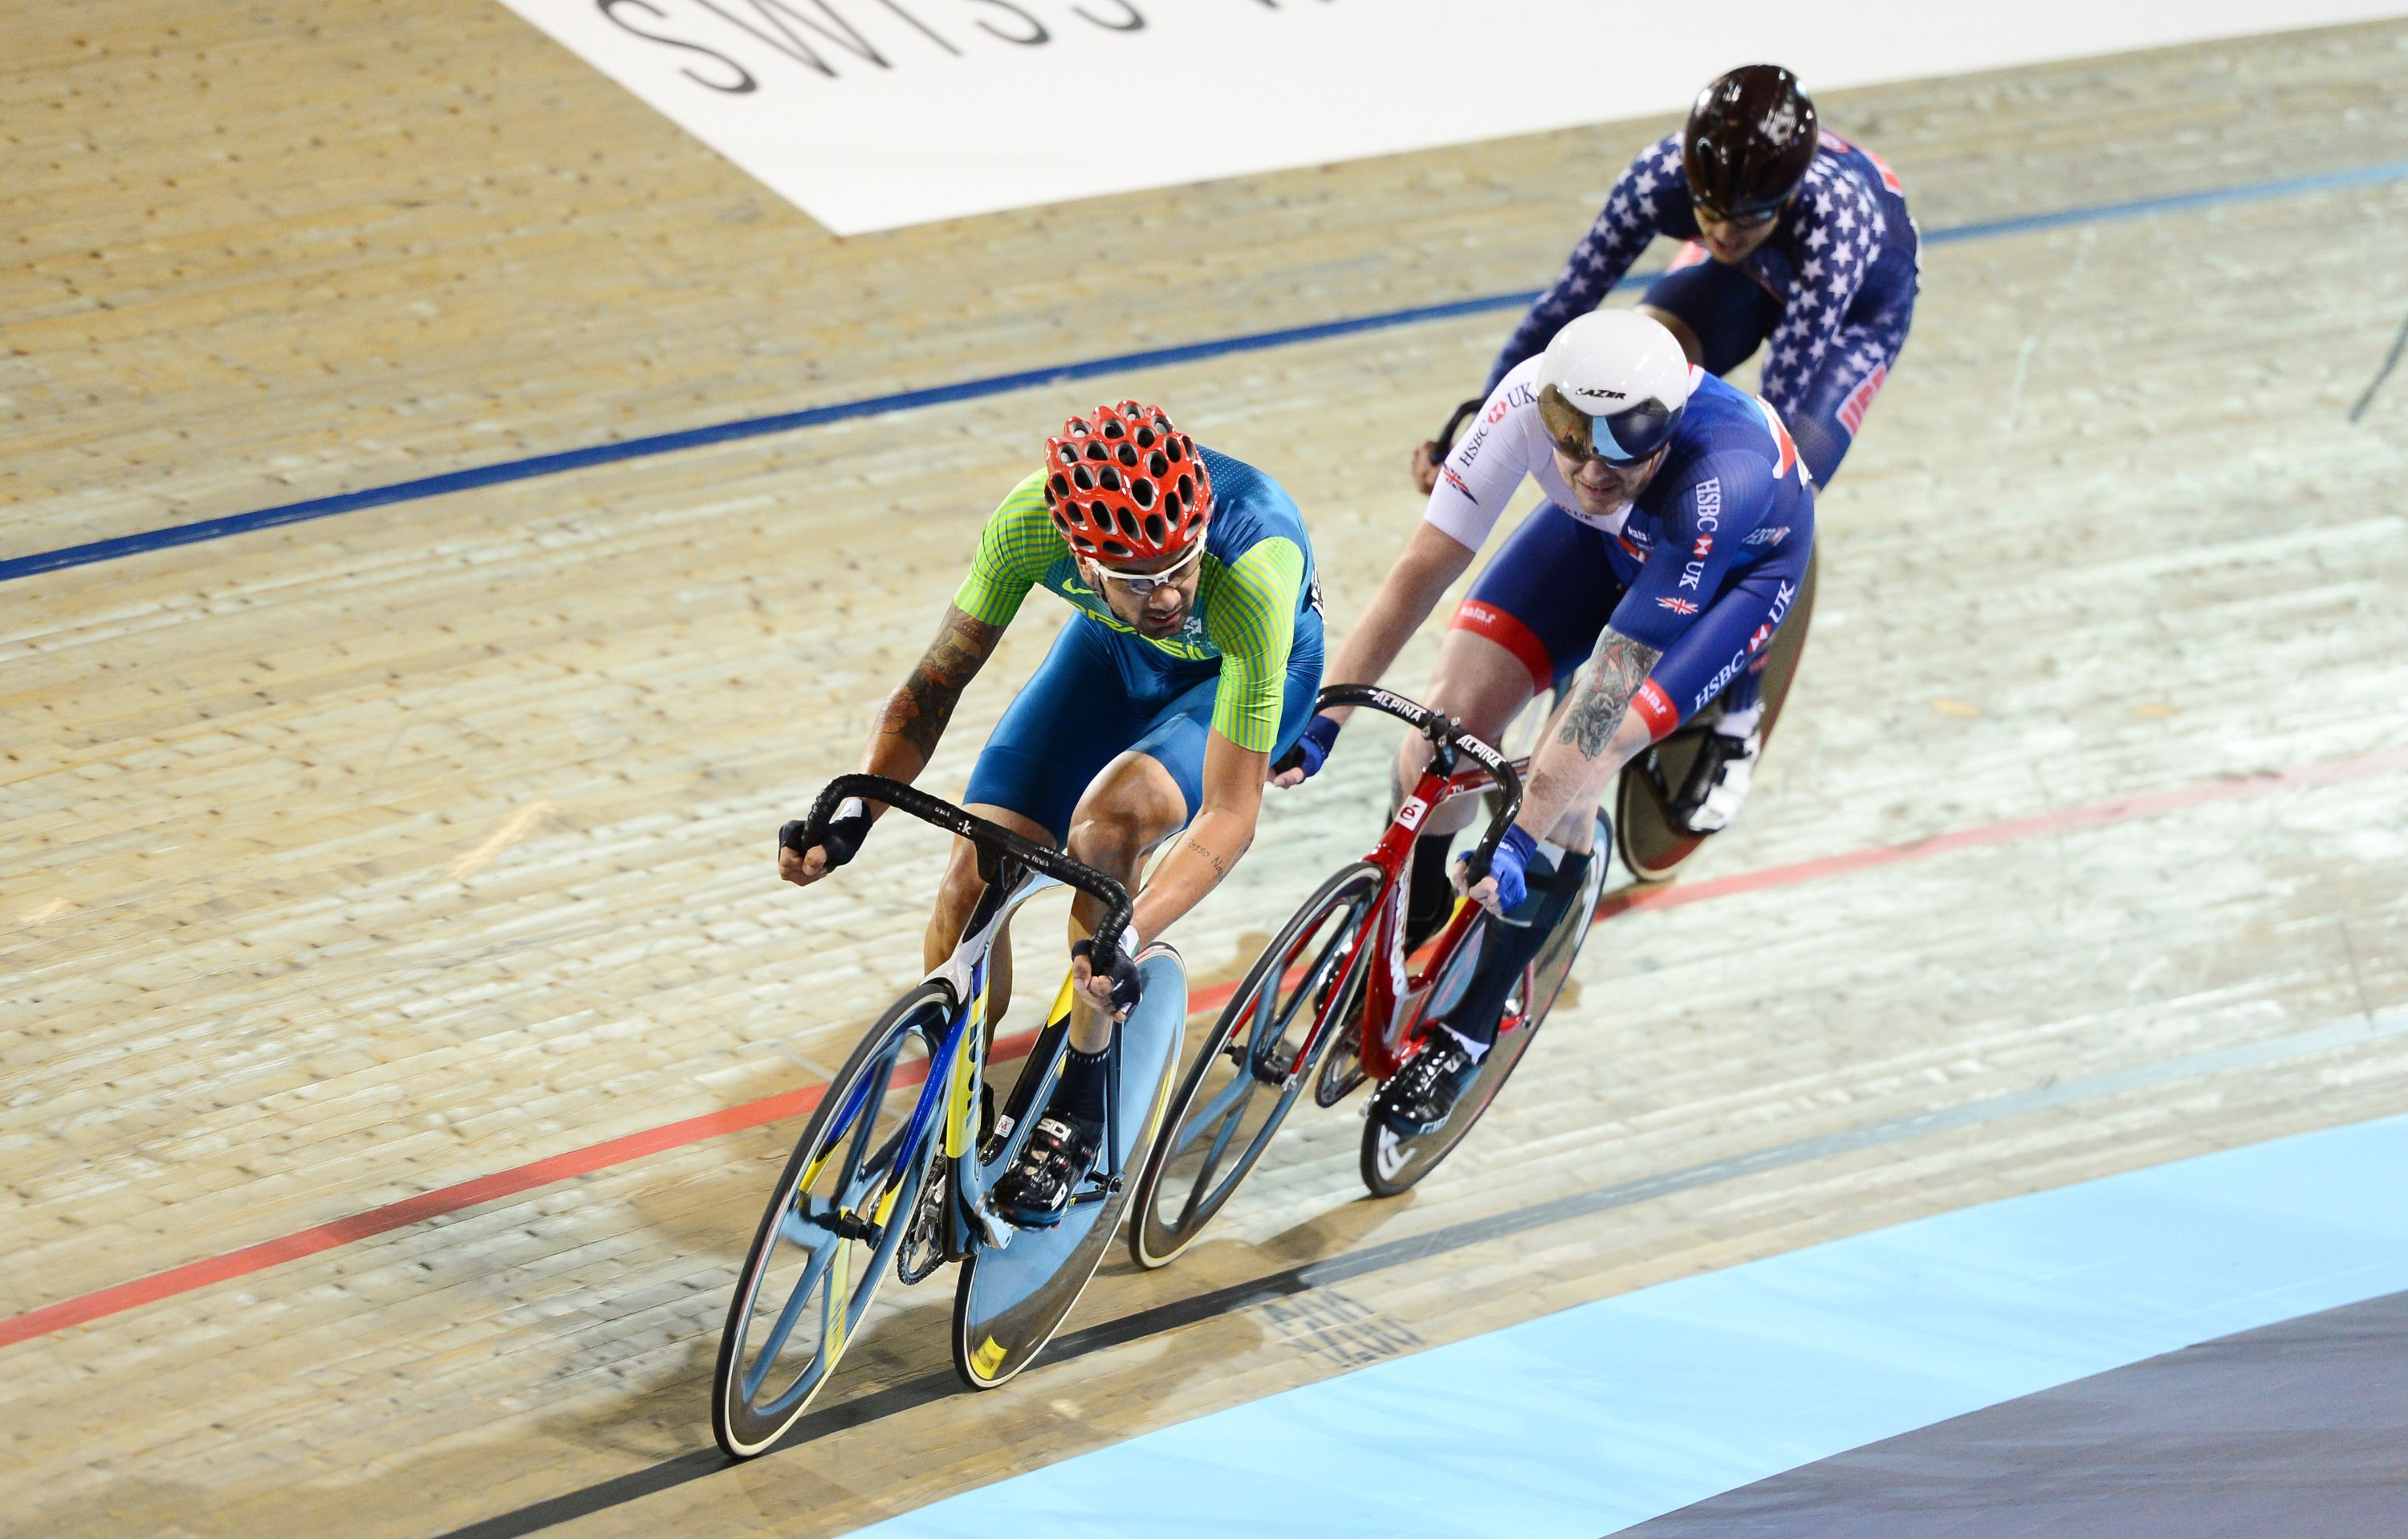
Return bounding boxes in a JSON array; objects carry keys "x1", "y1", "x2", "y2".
[
  {"x1": 1486, "y1": 383, "x2": 1537, "y2": 424},
  {"x1": 1679, "y1": 478, "x2": 1723, "y2": 591}
]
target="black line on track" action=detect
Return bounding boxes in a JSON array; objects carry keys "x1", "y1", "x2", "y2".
[
  {"x1": 2349, "y1": 309, "x2": 2408, "y2": 422},
  {"x1": 437, "y1": 1011, "x2": 2408, "y2": 1539}
]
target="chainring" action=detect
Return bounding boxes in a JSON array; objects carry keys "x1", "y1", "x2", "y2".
[{"x1": 894, "y1": 1155, "x2": 950, "y2": 1285}]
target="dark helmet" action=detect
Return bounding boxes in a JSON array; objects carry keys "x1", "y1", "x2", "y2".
[{"x1": 1682, "y1": 64, "x2": 1819, "y2": 222}]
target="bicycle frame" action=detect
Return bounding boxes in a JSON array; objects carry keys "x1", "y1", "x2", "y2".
[
  {"x1": 1344, "y1": 760, "x2": 1508, "y2": 1081},
  {"x1": 783, "y1": 776, "x2": 1137, "y2": 1256},
  {"x1": 1232, "y1": 686, "x2": 1524, "y2": 1089}
]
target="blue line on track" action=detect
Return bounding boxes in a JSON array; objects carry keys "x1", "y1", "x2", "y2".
[{"x1": 9, "y1": 157, "x2": 2407, "y2": 588}]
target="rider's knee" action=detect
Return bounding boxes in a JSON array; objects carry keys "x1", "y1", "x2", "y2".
[
  {"x1": 1065, "y1": 801, "x2": 1153, "y2": 879},
  {"x1": 934, "y1": 840, "x2": 986, "y2": 923}
]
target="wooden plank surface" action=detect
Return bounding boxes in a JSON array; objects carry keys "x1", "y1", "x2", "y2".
[{"x1": 2, "y1": 12, "x2": 2406, "y2": 1539}]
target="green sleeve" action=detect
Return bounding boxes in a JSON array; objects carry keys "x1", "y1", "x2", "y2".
[
  {"x1": 950, "y1": 471, "x2": 1060, "y2": 628},
  {"x1": 1203, "y1": 536, "x2": 1305, "y2": 753}
]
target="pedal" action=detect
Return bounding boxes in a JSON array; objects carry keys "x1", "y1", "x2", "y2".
[{"x1": 966, "y1": 1196, "x2": 1015, "y2": 1251}]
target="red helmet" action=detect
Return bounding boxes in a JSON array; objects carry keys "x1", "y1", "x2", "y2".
[{"x1": 1043, "y1": 401, "x2": 1212, "y2": 564}]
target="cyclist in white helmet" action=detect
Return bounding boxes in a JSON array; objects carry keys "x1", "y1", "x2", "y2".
[{"x1": 1273, "y1": 310, "x2": 1813, "y2": 1131}]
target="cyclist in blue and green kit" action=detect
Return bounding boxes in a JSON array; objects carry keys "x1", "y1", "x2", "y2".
[{"x1": 780, "y1": 401, "x2": 1323, "y2": 1225}]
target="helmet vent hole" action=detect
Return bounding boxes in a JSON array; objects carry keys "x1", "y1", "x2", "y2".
[
  {"x1": 1130, "y1": 478, "x2": 1155, "y2": 508},
  {"x1": 1144, "y1": 513, "x2": 1167, "y2": 544},
  {"x1": 1117, "y1": 443, "x2": 1137, "y2": 467},
  {"x1": 1146, "y1": 450, "x2": 1168, "y2": 477},
  {"x1": 1072, "y1": 466, "x2": 1094, "y2": 491}
]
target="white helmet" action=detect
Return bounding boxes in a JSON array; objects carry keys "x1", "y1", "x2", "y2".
[{"x1": 1536, "y1": 310, "x2": 1692, "y2": 465}]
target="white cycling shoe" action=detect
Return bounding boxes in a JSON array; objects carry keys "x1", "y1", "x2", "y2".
[{"x1": 1670, "y1": 727, "x2": 1759, "y2": 834}]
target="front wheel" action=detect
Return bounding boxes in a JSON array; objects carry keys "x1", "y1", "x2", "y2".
[
  {"x1": 1361, "y1": 819, "x2": 1609, "y2": 1197},
  {"x1": 1129, "y1": 863, "x2": 1384, "y2": 1268},
  {"x1": 712, "y1": 983, "x2": 948, "y2": 1459}
]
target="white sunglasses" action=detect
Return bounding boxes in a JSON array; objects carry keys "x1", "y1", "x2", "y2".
[{"x1": 1085, "y1": 539, "x2": 1205, "y2": 596}]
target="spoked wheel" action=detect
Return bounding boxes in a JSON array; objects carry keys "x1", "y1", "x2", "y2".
[
  {"x1": 1129, "y1": 864, "x2": 1383, "y2": 1268},
  {"x1": 1361, "y1": 820, "x2": 1610, "y2": 1197},
  {"x1": 1618, "y1": 552, "x2": 1817, "y2": 881},
  {"x1": 712, "y1": 983, "x2": 947, "y2": 1459}
]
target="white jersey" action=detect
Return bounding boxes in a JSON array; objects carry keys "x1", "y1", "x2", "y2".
[{"x1": 1424, "y1": 356, "x2": 1701, "y2": 552}]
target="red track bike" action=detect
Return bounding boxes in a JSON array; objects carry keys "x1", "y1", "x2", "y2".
[{"x1": 1128, "y1": 686, "x2": 1609, "y2": 1267}]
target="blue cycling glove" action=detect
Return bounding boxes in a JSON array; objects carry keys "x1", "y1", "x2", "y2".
[
  {"x1": 1271, "y1": 714, "x2": 1343, "y2": 781},
  {"x1": 1459, "y1": 824, "x2": 1538, "y2": 914}
]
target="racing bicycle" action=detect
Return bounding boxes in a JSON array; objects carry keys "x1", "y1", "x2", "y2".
[
  {"x1": 713, "y1": 776, "x2": 1186, "y2": 1457},
  {"x1": 1128, "y1": 686, "x2": 1608, "y2": 1268}
]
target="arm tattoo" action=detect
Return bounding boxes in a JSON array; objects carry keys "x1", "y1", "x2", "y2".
[
  {"x1": 1182, "y1": 835, "x2": 1230, "y2": 881},
  {"x1": 882, "y1": 610, "x2": 1002, "y2": 760},
  {"x1": 1557, "y1": 627, "x2": 1662, "y2": 759}
]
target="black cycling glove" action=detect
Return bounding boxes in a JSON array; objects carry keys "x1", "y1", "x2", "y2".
[
  {"x1": 1070, "y1": 933, "x2": 1143, "y2": 1016},
  {"x1": 779, "y1": 796, "x2": 872, "y2": 870}
]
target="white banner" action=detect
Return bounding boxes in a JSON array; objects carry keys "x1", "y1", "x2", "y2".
[{"x1": 494, "y1": 0, "x2": 2406, "y2": 234}]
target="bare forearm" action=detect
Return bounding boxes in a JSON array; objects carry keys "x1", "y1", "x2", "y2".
[
  {"x1": 1321, "y1": 602, "x2": 1427, "y2": 723},
  {"x1": 859, "y1": 606, "x2": 1001, "y2": 787},
  {"x1": 1515, "y1": 628, "x2": 1662, "y2": 837},
  {"x1": 1130, "y1": 805, "x2": 1253, "y2": 941},
  {"x1": 1320, "y1": 525, "x2": 1475, "y2": 726}
]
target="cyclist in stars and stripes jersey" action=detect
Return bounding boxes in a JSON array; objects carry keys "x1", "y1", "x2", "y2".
[
  {"x1": 1410, "y1": 64, "x2": 1916, "y2": 834},
  {"x1": 779, "y1": 401, "x2": 1323, "y2": 1226}
]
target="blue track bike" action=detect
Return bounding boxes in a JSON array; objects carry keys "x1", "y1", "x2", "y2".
[{"x1": 712, "y1": 775, "x2": 1187, "y2": 1459}]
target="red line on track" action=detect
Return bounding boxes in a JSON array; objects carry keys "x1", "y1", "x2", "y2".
[{"x1": 6, "y1": 743, "x2": 2403, "y2": 1350}]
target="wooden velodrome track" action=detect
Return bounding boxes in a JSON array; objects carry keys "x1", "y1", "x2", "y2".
[{"x1": 7, "y1": 10, "x2": 2408, "y2": 1536}]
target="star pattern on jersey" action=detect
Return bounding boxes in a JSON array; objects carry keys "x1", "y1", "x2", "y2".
[
  {"x1": 1483, "y1": 136, "x2": 1687, "y2": 390},
  {"x1": 1757, "y1": 160, "x2": 1888, "y2": 414},
  {"x1": 1487, "y1": 134, "x2": 1914, "y2": 421}
]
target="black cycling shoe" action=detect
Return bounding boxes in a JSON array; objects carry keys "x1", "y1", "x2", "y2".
[
  {"x1": 990, "y1": 1114, "x2": 1103, "y2": 1229},
  {"x1": 1372, "y1": 1036, "x2": 1482, "y2": 1138},
  {"x1": 1669, "y1": 727, "x2": 1760, "y2": 835}
]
